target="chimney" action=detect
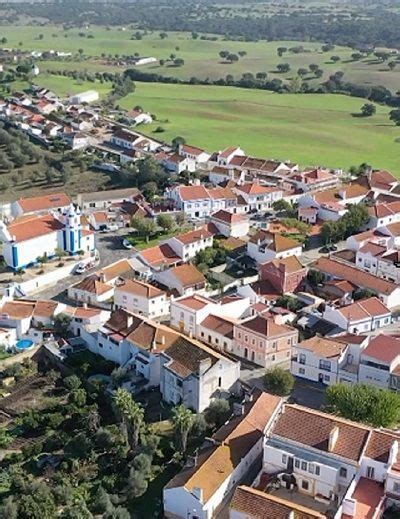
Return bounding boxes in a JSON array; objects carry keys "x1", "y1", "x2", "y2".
[
  {"x1": 192, "y1": 487, "x2": 203, "y2": 503},
  {"x1": 150, "y1": 338, "x2": 156, "y2": 351},
  {"x1": 127, "y1": 315, "x2": 133, "y2": 328},
  {"x1": 389, "y1": 441, "x2": 399, "y2": 467},
  {"x1": 161, "y1": 335, "x2": 165, "y2": 346},
  {"x1": 328, "y1": 425, "x2": 339, "y2": 452}
]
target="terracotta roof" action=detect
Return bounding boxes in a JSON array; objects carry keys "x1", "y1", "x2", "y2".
[
  {"x1": 181, "y1": 143, "x2": 206, "y2": 156},
  {"x1": 211, "y1": 209, "x2": 247, "y2": 224},
  {"x1": 365, "y1": 430, "x2": 400, "y2": 462},
  {"x1": 98, "y1": 259, "x2": 133, "y2": 282},
  {"x1": 337, "y1": 297, "x2": 390, "y2": 321},
  {"x1": 33, "y1": 300, "x2": 59, "y2": 318},
  {"x1": 166, "y1": 392, "x2": 282, "y2": 502},
  {"x1": 0, "y1": 300, "x2": 35, "y2": 319},
  {"x1": 249, "y1": 280, "x2": 281, "y2": 300},
  {"x1": 174, "y1": 227, "x2": 213, "y2": 245},
  {"x1": 7, "y1": 214, "x2": 64, "y2": 243},
  {"x1": 297, "y1": 336, "x2": 347, "y2": 359},
  {"x1": 169, "y1": 263, "x2": 205, "y2": 287},
  {"x1": 313, "y1": 257, "x2": 398, "y2": 296},
  {"x1": 249, "y1": 230, "x2": 301, "y2": 253},
  {"x1": 16, "y1": 192, "x2": 71, "y2": 213},
  {"x1": 91, "y1": 211, "x2": 108, "y2": 223},
  {"x1": 112, "y1": 128, "x2": 139, "y2": 143},
  {"x1": 178, "y1": 185, "x2": 209, "y2": 201},
  {"x1": 358, "y1": 242, "x2": 387, "y2": 256},
  {"x1": 268, "y1": 255, "x2": 305, "y2": 274},
  {"x1": 116, "y1": 278, "x2": 164, "y2": 299},
  {"x1": 236, "y1": 183, "x2": 280, "y2": 195},
  {"x1": 340, "y1": 182, "x2": 369, "y2": 199},
  {"x1": 70, "y1": 306, "x2": 103, "y2": 319},
  {"x1": 361, "y1": 334, "x2": 400, "y2": 364},
  {"x1": 385, "y1": 221, "x2": 400, "y2": 236},
  {"x1": 163, "y1": 335, "x2": 225, "y2": 378},
  {"x1": 207, "y1": 187, "x2": 236, "y2": 200},
  {"x1": 231, "y1": 485, "x2": 324, "y2": 519},
  {"x1": 72, "y1": 275, "x2": 112, "y2": 296},
  {"x1": 219, "y1": 146, "x2": 240, "y2": 159},
  {"x1": 200, "y1": 314, "x2": 235, "y2": 339},
  {"x1": 139, "y1": 243, "x2": 181, "y2": 267},
  {"x1": 238, "y1": 315, "x2": 296, "y2": 338},
  {"x1": 174, "y1": 294, "x2": 213, "y2": 310},
  {"x1": 272, "y1": 404, "x2": 370, "y2": 462}
]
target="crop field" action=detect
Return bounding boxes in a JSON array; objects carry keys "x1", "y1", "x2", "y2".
[
  {"x1": 2, "y1": 26, "x2": 400, "y2": 91},
  {"x1": 118, "y1": 82, "x2": 400, "y2": 172}
]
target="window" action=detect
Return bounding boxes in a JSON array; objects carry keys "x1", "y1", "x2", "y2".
[
  {"x1": 218, "y1": 377, "x2": 222, "y2": 387},
  {"x1": 299, "y1": 368, "x2": 305, "y2": 375},
  {"x1": 301, "y1": 480, "x2": 309, "y2": 490},
  {"x1": 295, "y1": 459, "x2": 300, "y2": 469},
  {"x1": 339, "y1": 468, "x2": 347, "y2": 478},
  {"x1": 282, "y1": 454, "x2": 287, "y2": 464},
  {"x1": 366, "y1": 466, "x2": 375, "y2": 479},
  {"x1": 301, "y1": 461, "x2": 307, "y2": 471},
  {"x1": 324, "y1": 374, "x2": 330, "y2": 382},
  {"x1": 299, "y1": 353, "x2": 306, "y2": 365},
  {"x1": 393, "y1": 482, "x2": 400, "y2": 493},
  {"x1": 319, "y1": 360, "x2": 331, "y2": 372},
  {"x1": 309, "y1": 464, "x2": 314, "y2": 474},
  {"x1": 201, "y1": 332, "x2": 204, "y2": 338},
  {"x1": 315, "y1": 465, "x2": 320, "y2": 476}
]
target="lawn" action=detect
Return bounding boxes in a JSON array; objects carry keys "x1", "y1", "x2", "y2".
[
  {"x1": 2, "y1": 26, "x2": 400, "y2": 91},
  {"x1": 118, "y1": 82, "x2": 400, "y2": 172},
  {"x1": 126, "y1": 230, "x2": 177, "y2": 250}
]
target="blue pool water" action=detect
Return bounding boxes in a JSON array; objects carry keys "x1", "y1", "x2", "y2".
[{"x1": 15, "y1": 339, "x2": 34, "y2": 350}]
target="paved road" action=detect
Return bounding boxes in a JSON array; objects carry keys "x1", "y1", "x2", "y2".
[{"x1": 37, "y1": 231, "x2": 132, "y2": 301}]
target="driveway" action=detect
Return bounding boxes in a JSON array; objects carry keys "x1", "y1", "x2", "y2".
[{"x1": 37, "y1": 231, "x2": 132, "y2": 301}]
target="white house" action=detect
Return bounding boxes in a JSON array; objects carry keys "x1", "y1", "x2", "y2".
[
  {"x1": 160, "y1": 335, "x2": 240, "y2": 412},
  {"x1": 355, "y1": 241, "x2": 400, "y2": 283},
  {"x1": 179, "y1": 143, "x2": 210, "y2": 171},
  {"x1": 125, "y1": 109, "x2": 153, "y2": 125},
  {"x1": 166, "y1": 227, "x2": 214, "y2": 261},
  {"x1": 234, "y1": 183, "x2": 283, "y2": 211},
  {"x1": 322, "y1": 297, "x2": 392, "y2": 333},
  {"x1": 165, "y1": 185, "x2": 237, "y2": 219},
  {"x1": 359, "y1": 334, "x2": 400, "y2": 390},
  {"x1": 154, "y1": 263, "x2": 206, "y2": 297},
  {"x1": 113, "y1": 278, "x2": 169, "y2": 318},
  {"x1": 163, "y1": 391, "x2": 282, "y2": 519},
  {"x1": 210, "y1": 210, "x2": 249, "y2": 238},
  {"x1": 366, "y1": 201, "x2": 400, "y2": 230},
  {"x1": 0, "y1": 205, "x2": 94, "y2": 270},
  {"x1": 247, "y1": 230, "x2": 302, "y2": 265},
  {"x1": 76, "y1": 187, "x2": 142, "y2": 211},
  {"x1": 11, "y1": 192, "x2": 71, "y2": 217},
  {"x1": 68, "y1": 90, "x2": 99, "y2": 105}
]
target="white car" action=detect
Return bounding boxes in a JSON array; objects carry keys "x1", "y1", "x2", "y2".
[
  {"x1": 122, "y1": 238, "x2": 133, "y2": 249},
  {"x1": 75, "y1": 262, "x2": 86, "y2": 275}
]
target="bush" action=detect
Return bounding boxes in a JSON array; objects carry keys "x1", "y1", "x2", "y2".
[{"x1": 264, "y1": 367, "x2": 294, "y2": 396}]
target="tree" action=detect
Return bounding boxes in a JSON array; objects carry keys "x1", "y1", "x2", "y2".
[
  {"x1": 361, "y1": 103, "x2": 376, "y2": 117},
  {"x1": 227, "y1": 53, "x2": 239, "y2": 63},
  {"x1": 176, "y1": 212, "x2": 185, "y2": 226},
  {"x1": 128, "y1": 469, "x2": 148, "y2": 497},
  {"x1": 171, "y1": 135, "x2": 186, "y2": 151},
  {"x1": 91, "y1": 486, "x2": 113, "y2": 515},
  {"x1": 309, "y1": 63, "x2": 319, "y2": 73},
  {"x1": 106, "y1": 507, "x2": 131, "y2": 519},
  {"x1": 63, "y1": 374, "x2": 82, "y2": 391},
  {"x1": 113, "y1": 388, "x2": 144, "y2": 449},
  {"x1": 130, "y1": 216, "x2": 157, "y2": 241},
  {"x1": 157, "y1": 214, "x2": 174, "y2": 232},
  {"x1": 297, "y1": 68, "x2": 308, "y2": 77},
  {"x1": 18, "y1": 481, "x2": 56, "y2": 519},
  {"x1": 277, "y1": 63, "x2": 290, "y2": 73},
  {"x1": 351, "y1": 52, "x2": 363, "y2": 61},
  {"x1": 53, "y1": 313, "x2": 72, "y2": 337},
  {"x1": 314, "y1": 68, "x2": 324, "y2": 78},
  {"x1": 264, "y1": 367, "x2": 294, "y2": 396},
  {"x1": 219, "y1": 50, "x2": 229, "y2": 60},
  {"x1": 321, "y1": 44, "x2": 335, "y2": 52},
  {"x1": 277, "y1": 47, "x2": 287, "y2": 57},
  {"x1": 0, "y1": 497, "x2": 18, "y2": 519},
  {"x1": 272, "y1": 199, "x2": 293, "y2": 214},
  {"x1": 60, "y1": 501, "x2": 93, "y2": 519},
  {"x1": 388, "y1": 61, "x2": 397, "y2": 71},
  {"x1": 307, "y1": 269, "x2": 325, "y2": 287},
  {"x1": 174, "y1": 58, "x2": 185, "y2": 67},
  {"x1": 326, "y1": 383, "x2": 400, "y2": 428},
  {"x1": 172, "y1": 405, "x2": 194, "y2": 453},
  {"x1": 204, "y1": 399, "x2": 230, "y2": 428},
  {"x1": 389, "y1": 109, "x2": 400, "y2": 126}
]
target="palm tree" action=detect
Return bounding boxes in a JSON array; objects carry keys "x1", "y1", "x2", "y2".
[
  {"x1": 172, "y1": 405, "x2": 194, "y2": 454},
  {"x1": 113, "y1": 388, "x2": 144, "y2": 449}
]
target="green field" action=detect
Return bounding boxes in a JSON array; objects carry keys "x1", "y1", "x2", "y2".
[
  {"x1": 2, "y1": 26, "x2": 400, "y2": 91},
  {"x1": 117, "y1": 82, "x2": 400, "y2": 172}
]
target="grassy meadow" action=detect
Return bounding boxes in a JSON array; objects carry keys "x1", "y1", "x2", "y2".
[
  {"x1": 2, "y1": 26, "x2": 400, "y2": 91},
  {"x1": 118, "y1": 82, "x2": 400, "y2": 171}
]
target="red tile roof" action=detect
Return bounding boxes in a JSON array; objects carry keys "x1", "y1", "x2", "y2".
[
  {"x1": 178, "y1": 185, "x2": 209, "y2": 201},
  {"x1": 361, "y1": 334, "x2": 400, "y2": 364},
  {"x1": 169, "y1": 263, "x2": 205, "y2": 287},
  {"x1": 174, "y1": 226, "x2": 213, "y2": 245},
  {"x1": 238, "y1": 315, "x2": 296, "y2": 338},
  {"x1": 211, "y1": 209, "x2": 247, "y2": 224},
  {"x1": 313, "y1": 257, "x2": 398, "y2": 296},
  {"x1": 139, "y1": 243, "x2": 181, "y2": 267},
  {"x1": 337, "y1": 297, "x2": 390, "y2": 321},
  {"x1": 8, "y1": 214, "x2": 64, "y2": 243},
  {"x1": 237, "y1": 183, "x2": 280, "y2": 195}
]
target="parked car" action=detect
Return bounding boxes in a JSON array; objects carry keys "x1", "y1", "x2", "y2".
[
  {"x1": 75, "y1": 262, "x2": 87, "y2": 275},
  {"x1": 122, "y1": 238, "x2": 133, "y2": 249}
]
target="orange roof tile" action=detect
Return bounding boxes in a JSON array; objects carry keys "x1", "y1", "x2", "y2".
[
  {"x1": 16, "y1": 193, "x2": 71, "y2": 213},
  {"x1": 7, "y1": 214, "x2": 64, "y2": 243}
]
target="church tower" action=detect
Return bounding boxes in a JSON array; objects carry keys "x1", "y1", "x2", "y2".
[{"x1": 63, "y1": 204, "x2": 82, "y2": 254}]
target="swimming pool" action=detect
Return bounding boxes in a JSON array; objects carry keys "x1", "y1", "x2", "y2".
[{"x1": 15, "y1": 339, "x2": 34, "y2": 351}]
